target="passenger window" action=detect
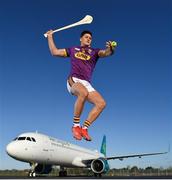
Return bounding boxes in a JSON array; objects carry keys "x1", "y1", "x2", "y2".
[
  {"x1": 31, "y1": 137, "x2": 36, "y2": 142},
  {"x1": 18, "y1": 137, "x2": 26, "y2": 140},
  {"x1": 26, "y1": 137, "x2": 31, "y2": 141}
]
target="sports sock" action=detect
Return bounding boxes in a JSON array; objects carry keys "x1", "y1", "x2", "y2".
[
  {"x1": 73, "y1": 116, "x2": 80, "y2": 127},
  {"x1": 83, "y1": 120, "x2": 91, "y2": 129}
]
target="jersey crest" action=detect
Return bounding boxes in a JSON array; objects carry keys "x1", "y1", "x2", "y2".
[{"x1": 74, "y1": 52, "x2": 91, "y2": 61}]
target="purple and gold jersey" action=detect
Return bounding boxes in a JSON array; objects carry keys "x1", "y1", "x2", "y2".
[{"x1": 65, "y1": 46, "x2": 100, "y2": 82}]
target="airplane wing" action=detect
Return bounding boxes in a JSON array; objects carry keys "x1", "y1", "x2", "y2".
[
  {"x1": 105, "y1": 151, "x2": 168, "y2": 161},
  {"x1": 82, "y1": 151, "x2": 167, "y2": 165}
]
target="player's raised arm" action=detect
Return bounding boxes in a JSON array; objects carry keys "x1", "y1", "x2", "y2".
[
  {"x1": 98, "y1": 41, "x2": 117, "y2": 57},
  {"x1": 46, "y1": 30, "x2": 67, "y2": 57}
]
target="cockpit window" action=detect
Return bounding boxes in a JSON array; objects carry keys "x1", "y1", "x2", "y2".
[
  {"x1": 18, "y1": 137, "x2": 26, "y2": 140},
  {"x1": 12, "y1": 136, "x2": 36, "y2": 142},
  {"x1": 26, "y1": 137, "x2": 31, "y2": 141},
  {"x1": 31, "y1": 137, "x2": 36, "y2": 142}
]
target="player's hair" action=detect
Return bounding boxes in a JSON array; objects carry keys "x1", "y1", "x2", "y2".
[{"x1": 80, "y1": 30, "x2": 92, "y2": 37}]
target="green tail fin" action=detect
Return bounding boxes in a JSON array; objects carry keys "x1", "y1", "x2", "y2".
[
  {"x1": 100, "y1": 135, "x2": 106, "y2": 156},
  {"x1": 100, "y1": 135, "x2": 110, "y2": 172}
]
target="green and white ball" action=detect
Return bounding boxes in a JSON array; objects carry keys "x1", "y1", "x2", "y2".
[{"x1": 111, "y1": 41, "x2": 117, "y2": 47}]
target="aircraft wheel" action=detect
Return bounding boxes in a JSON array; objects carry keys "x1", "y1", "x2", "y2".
[
  {"x1": 59, "y1": 171, "x2": 63, "y2": 177},
  {"x1": 63, "y1": 170, "x2": 67, "y2": 176},
  {"x1": 28, "y1": 171, "x2": 36, "y2": 177},
  {"x1": 28, "y1": 172, "x2": 32, "y2": 177},
  {"x1": 32, "y1": 172, "x2": 36, "y2": 177},
  {"x1": 59, "y1": 170, "x2": 67, "y2": 177}
]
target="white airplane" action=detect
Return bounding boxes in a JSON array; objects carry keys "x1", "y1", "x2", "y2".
[{"x1": 6, "y1": 132, "x2": 167, "y2": 177}]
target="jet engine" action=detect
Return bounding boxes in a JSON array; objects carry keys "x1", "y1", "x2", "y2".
[
  {"x1": 34, "y1": 164, "x2": 52, "y2": 174},
  {"x1": 91, "y1": 158, "x2": 107, "y2": 174}
]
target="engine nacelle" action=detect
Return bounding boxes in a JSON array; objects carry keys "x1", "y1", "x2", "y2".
[
  {"x1": 91, "y1": 158, "x2": 108, "y2": 174},
  {"x1": 34, "y1": 164, "x2": 52, "y2": 174}
]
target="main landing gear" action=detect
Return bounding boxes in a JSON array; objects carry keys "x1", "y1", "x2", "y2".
[{"x1": 59, "y1": 166, "x2": 67, "y2": 177}]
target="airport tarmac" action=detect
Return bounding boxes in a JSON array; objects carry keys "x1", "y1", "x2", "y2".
[{"x1": 0, "y1": 176, "x2": 172, "y2": 179}]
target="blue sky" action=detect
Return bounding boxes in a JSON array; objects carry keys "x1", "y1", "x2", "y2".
[{"x1": 0, "y1": 0, "x2": 171, "y2": 170}]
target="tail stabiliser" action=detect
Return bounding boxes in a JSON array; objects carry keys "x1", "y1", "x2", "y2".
[{"x1": 100, "y1": 135, "x2": 110, "y2": 172}]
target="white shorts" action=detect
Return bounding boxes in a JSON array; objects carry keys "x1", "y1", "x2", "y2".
[{"x1": 67, "y1": 77, "x2": 96, "y2": 94}]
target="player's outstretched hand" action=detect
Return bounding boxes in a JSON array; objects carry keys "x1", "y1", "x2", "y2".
[
  {"x1": 106, "y1": 41, "x2": 117, "y2": 50},
  {"x1": 46, "y1": 30, "x2": 54, "y2": 38}
]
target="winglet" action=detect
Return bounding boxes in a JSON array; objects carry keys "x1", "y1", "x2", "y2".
[
  {"x1": 100, "y1": 135, "x2": 106, "y2": 156},
  {"x1": 168, "y1": 144, "x2": 171, "y2": 153}
]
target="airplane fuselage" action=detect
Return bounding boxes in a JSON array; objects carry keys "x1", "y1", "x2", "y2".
[{"x1": 6, "y1": 132, "x2": 104, "y2": 168}]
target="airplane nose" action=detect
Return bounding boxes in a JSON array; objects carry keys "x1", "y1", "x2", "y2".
[
  {"x1": 6, "y1": 142, "x2": 16, "y2": 157},
  {"x1": 6, "y1": 141, "x2": 29, "y2": 161}
]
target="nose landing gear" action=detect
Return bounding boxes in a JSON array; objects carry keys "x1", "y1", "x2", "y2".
[{"x1": 28, "y1": 171, "x2": 36, "y2": 177}]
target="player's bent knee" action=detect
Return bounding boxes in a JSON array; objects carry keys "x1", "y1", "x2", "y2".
[
  {"x1": 97, "y1": 100, "x2": 106, "y2": 110},
  {"x1": 101, "y1": 100, "x2": 106, "y2": 109}
]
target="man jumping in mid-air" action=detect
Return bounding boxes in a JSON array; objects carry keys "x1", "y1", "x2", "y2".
[{"x1": 46, "y1": 30, "x2": 117, "y2": 141}]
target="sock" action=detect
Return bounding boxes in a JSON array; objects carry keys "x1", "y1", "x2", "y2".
[
  {"x1": 83, "y1": 120, "x2": 91, "y2": 129},
  {"x1": 73, "y1": 116, "x2": 80, "y2": 127}
]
